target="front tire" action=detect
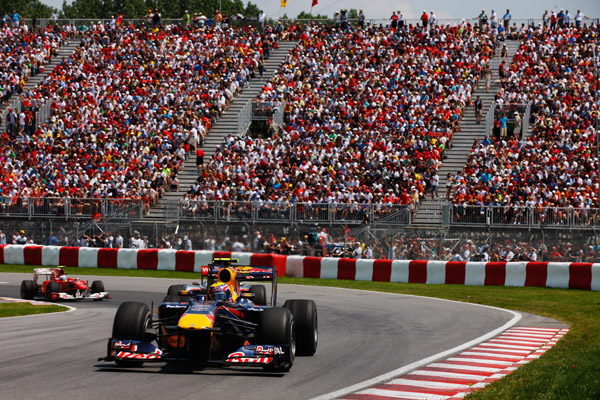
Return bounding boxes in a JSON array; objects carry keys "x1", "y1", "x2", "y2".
[
  {"x1": 46, "y1": 281, "x2": 59, "y2": 301},
  {"x1": 112, "y1": 302, "x2": 151, "y2": 367},
  {"x1": 259, "y1": 307, "x2": 295, "y2": 372},
  {"x1": 283, "y1": 300, "x2": 318, "y2": 356},
  {"x1": 20, "y1": 280, "x2": 35, "y2": 299},
  {"x1": 91, "y1": 280, "x2": 105, "y2": 293}
]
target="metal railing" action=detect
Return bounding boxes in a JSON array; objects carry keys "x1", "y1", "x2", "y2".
[
  {"x1": 238, "y1": 100, "x2": 253, "y2": 135},
  {"x1": 484, "y1": 101, "x2": 496, "y2": 137},
  {"x1": 450, "y1": 205, "x2": 600, "y2": 228},
  {"x1": 521, "y1": 100, "x2": 532, "y2": 139},
  {"x1": 176, "y1": 200, "x2": 411, "y2": 225},
  {"x1": 0, "y1": 197, "x2": 143, "y2": 220}
]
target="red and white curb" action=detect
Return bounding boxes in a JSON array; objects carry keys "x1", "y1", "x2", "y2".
[
  {"x1": 0, "y1": 297, "x2": 77, "y2": 316},
  {"x1": 338, "y1": 327, "x2": 569, "y2": 400}
]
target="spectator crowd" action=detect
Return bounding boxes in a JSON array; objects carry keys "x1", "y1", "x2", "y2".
[
  {"x1": 452, "y1": 23, "x2": 599, "y2": 211},
  {"x1": 1, "y1": 21, "x2": 275, "y2": 210},
  {"x1": 186, "y1": 22, "x2": 493, "y2": 210}
]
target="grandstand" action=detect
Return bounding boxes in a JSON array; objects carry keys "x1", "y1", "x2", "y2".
[{"x1": 0, "y1": 14, "x2": 598, "y2": 262}]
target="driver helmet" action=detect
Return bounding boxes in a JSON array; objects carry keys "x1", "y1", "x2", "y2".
[
  {"x1": 60, "y1": 275, "x2": 67, "y2": 281},
  {"x1": 208, "y1": 283, "x2": 231, "y2": 301}
]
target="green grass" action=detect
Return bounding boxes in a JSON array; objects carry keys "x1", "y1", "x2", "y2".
[
  {"x1": 1, "y1": 265, "x2": 599, "y2": 398},
  {"x1": 0, "y1": 302, "x2": 68, "y2": 317}
]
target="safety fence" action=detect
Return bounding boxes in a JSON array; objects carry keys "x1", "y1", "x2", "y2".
[
  {"x1": 176, "y1": 200, "x2": 411, "y2": 225},
  {"x1": 450, "y1": 205, "x2": 600, "y2": 228},
  {"x1": 0, "y1": 197, "x2": 143, "y2": 220},
  {"x1": 1, "y1": 245, "x2": 598, "y2": 291}
]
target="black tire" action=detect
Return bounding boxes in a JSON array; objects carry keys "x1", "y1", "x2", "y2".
[
  {"x1": 46, "y1": 281, "x2": 59, "y2": 301},
  {"x1": 249, "y1": 285, "x2": 267, "y2": 306},
  {"x1": 283, "y1": 300, "x2": 318, "y2": 356},
  {"x1": 259, "y1": 307, "x2": 295, "y2": 372},
  {"x1": 112, "y1": 302, "x2": 151, "y2": 367},
  {"x1": 91, "y1": 280, "x2": 105, "y2": 293},
  {"x1": 20, "y1": 280, "x2": 35, "y2": 300},
  {"x1": 167, "y1": 284, "x2": 187, "y2": 296}
]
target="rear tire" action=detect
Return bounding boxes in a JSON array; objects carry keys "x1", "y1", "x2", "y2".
[
  {"x1": 283, "y1": 300, "x2": 318, "y2": 356},
  {"x1": 259, "y1": 307, "x2": 295, "y2": 372},
  {"x1": 20, "y1": 280, "x2": 35, "y2": 300},
  {"x1": 249, "y1": 285, "x2": 267, "y2": 306},
  {"x1": 167, "y1": 284, "x2": 186, "y2": 296},
  {"x1": 46, "y1": 281, "x2": 59, "y2": 301},
  {"x1": 112, "y1": 302, "x2": 151, "y2": 367},
  {"x1": 91, "y1": 280, "x2": 105, "y2": 293}
]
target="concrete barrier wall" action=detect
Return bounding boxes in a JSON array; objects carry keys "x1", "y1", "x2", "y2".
[{"x1": 1, "y1": 245, "x2": 598, "y2": 291}]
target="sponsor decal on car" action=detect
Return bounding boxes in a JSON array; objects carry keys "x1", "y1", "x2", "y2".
[{"x1": 226, "y1": 351, "x2": 272, "y2": 364}]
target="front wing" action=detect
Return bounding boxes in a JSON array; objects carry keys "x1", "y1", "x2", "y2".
[
  {"x1": 49, "y1": 291, "x2": 110, "y2": 301},
  {"x1": 99, "y1": 339, "x2": 292, "y2": 369}
]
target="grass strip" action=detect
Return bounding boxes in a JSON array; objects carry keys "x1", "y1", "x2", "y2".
[
  {"x1": 1, "y1": 265, "x2": 599, "y2": 398},
  {"x1": 0, "y1": 302, "x2": 68, "y2": 317}
]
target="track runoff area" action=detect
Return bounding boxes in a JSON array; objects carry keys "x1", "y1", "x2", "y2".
[{"x1": 1, "y1": 264, "x2": 569, "y2": 400}]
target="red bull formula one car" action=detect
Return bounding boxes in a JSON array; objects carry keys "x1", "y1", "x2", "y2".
[
  {"x1": 100, "y1": 259, "x2": 317, "y2": 372},
  {"x1": 20, "y1": 267, "x2": 109, "y2": 301}
]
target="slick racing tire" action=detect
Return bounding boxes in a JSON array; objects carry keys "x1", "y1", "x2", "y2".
[
  {"x1": 249, "y1": 285, "x2": 267, "y2": 306},
  {"x1": 167, "y1": 284, "x2": 187, "y2": 296},
  {"x1": 259, "y1": 307, "x2": 295, "y2": 372},
  {"x1": 46, "y1": 281, "x2": 59, "y2": 301},
  {"x1": 112, "y1": 302, "x2": 151, "y2": 367},
  {"x1": 283, "y1": 300, "x2": 318, "y2": 356},
  {"x1": 20, "y1": 280, "x2": 35, "y2": 300},
  {"x1": 91, "y1": 280, "x2": 105, "y2": 294}
]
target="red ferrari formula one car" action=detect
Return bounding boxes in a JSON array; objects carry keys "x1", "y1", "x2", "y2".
[{"x1": 20, "y1": 267, "x2": 109, "y2": 301}]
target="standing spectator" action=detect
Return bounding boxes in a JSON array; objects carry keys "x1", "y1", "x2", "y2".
[
  {"x1": 420, "y1": 10, "x2": 429, "y2": 29},
  {"x1": 542, "y1": 10, "x2": 548, "y2": 28},
  {"x1": 512, "y1": 112, "x2": 522, "y2": 138},
  {"x1": 115, "y1": 233, "x2": 123, "y2": 249},
  {"x1": 477, "y1": 9, "x2": 488, "y2": 29},
  {"x1": 258, "y1": 10, "x2": 266, "y2": 31},
  {"x1": 575, "y1": 10, "x2": 585, "y2": 29},
  {"x1": 215, "y1": 10, "x2": 223, "y2": 28},
  {"x1": 490, "y1": 10, "x2": 497, "y2": 30},
  {"x1": 429, "y1": 11, "x2": 437, "y2": 28},
  {"x1": 499, "y1": 113, "x2": 508, "y2": 139},
  {"x1": 398, "y1": 12, "x2": 405, "y2": 30},
  {"x1": 11, "y1": 10, "x2": 20, "y2": 28},
  {"x1": 196, "y1": 148, "x2": 205, "y2": 172},
  {"x1": 358, "y1": 10, "x2": 365, "y2": 28},
  {"x1": 0, "y1": 230, "x2": 6, "y2": 245},
  {"x1": 390, "y1": 12, "x2": 398, "y2": 30},
  {"x1": 152, "y1": 9, "x2": 161, "y2": 27},
  {"x1": 474, "y1": 96, "x2": 483, "y2": 124},
  {"x1": 557, "y1": 9, "x2": 565, "y2": 28},
  {"x1": 184, "y1": 10, "x2": 191, "y2": 26},
  {"x1": 503, "y1": 9, "x2": 511, "y2": 31},
  {"x1": 446, "y1": 173, "x2": 453, "y2": 200},
  {"x1": 564, "y1": 10, "x2": 570, "y2": 26},
  {"x1": 431, "y1": 171, "x2": 439, "y2": 199},
  {"x1": 498, "y1": 60, "x2": 506, "y2": 79}
]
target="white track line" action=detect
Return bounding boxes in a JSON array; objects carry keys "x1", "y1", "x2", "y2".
[{"x1": 310, "y1": 294, "x2": 522, "y2": 400}]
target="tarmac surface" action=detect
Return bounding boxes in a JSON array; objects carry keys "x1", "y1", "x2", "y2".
[{"x1": 0, "y1": 273, "x2": 566, "y2": 400}]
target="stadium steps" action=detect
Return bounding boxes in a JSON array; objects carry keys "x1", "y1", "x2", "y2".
[
  {"x1": 412, "y1": 39, "x2": 522, "y2": 226},
  {"x1": 146, "y1": 40, "x2": 299, "y2": 220},
  {"x1": 0, "y1": 39, "x2": 80, "y2": 132}
]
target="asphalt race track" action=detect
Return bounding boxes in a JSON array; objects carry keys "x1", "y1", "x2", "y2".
[{"x1": 0, "y1": 273, "x2": 561, "y2": 400}]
